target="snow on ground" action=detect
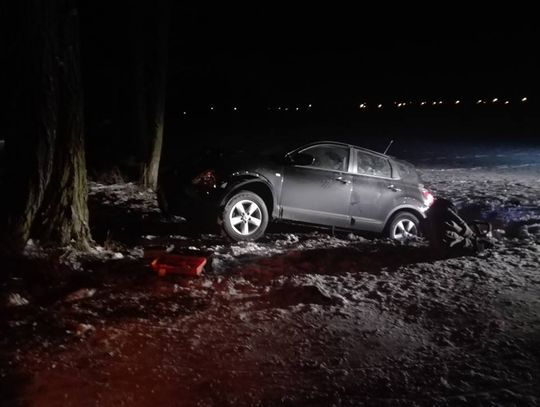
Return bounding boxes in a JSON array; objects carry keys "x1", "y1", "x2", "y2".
[
  {"x1": 1, "y1": 151, "x2": 540, "y2": 406},
  {"x1": 422, "y1": 164, "x2": 540, "y2": 234},
  {"x1": 88, "y1": 181, "x2": 161, "y2": 214}
]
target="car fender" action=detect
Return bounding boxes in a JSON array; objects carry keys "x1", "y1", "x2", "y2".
[
  {"x1": 383, "y1": 200, "x2": 427, "y2": 226},
  {"x1": 219, "y1": 172, "x2": 278, "y2": 217}
]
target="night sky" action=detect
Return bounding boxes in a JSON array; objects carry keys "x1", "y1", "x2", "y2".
[
  {"x1": 75, "y1": 4, "x2": 538, "y2": 107},
  {"x1": 167, "y1": 7, "x2": 538, "y2": 106},
  {"x1": 1, "y1": 4, "x2": 537, "y2": 155}
]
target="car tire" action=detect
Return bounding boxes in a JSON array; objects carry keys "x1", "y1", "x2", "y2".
[
  {"x1": 388, "y1": 212, "x2": 420, "y2": 241},
  {"x1": 222, "y1": 191, "x2": 269, "y2": 241}
]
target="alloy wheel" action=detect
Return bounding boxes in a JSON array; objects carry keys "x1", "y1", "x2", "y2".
[
  {"x1": 229, "y1": 199, "x2": 262, "y2": 235},
  {"x1": 392, "y1": 219, "x2": 418, "y2": 240}
]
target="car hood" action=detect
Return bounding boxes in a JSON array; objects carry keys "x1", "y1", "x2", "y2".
[{"x1": 162, "y1": 147, "x2": 283, "y2": 181}]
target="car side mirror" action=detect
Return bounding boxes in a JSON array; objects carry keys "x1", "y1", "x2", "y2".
[{"x1": 289, "y1": 153, "x2": 315, "y2": 166}]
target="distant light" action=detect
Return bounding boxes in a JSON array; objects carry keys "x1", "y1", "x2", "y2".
[
  {"x1": 233, "y1": 107, "x2": 237, "y2": 111},
  {"x1": 296, "y1": 107, "x2": 299, "y2": 111},
  {"x1": 477, "y1": 99, "x2": 483, "y2": 104},
  {"x1": 308, "y1": 104, "x2": 312, "y2": 108},
  {"x1": 210, "y1": 106, "x2": 214, "y2": 110},
  {"x1": 182, "y1": 111, "x2": 187, "y2": 115},
  {"x1": 377, "y1": 104, "x2": 383, "y2": 108},
  {"x1": 455, "y1": 100, "x2": 460, "y2": 104},
  {"x1": 397, "y1": 103, "x2": 403, "y2": 107},
  {"x1": 504, "y1": 100, "x2": 509, "y2": 105},
  {"x1": 521, "y1": 97, "x2": 528, "y2": 102},
  {"x1": 421, "y1": 101, "x2": 426, "y2": 106},
  {"x1": 438, "y1": 101, "x2": 443, "y2": 105},
  {"x1": 432, "y1": 101, "x2": 437, "y2": 105},
  {"x1": 359, "y1": 103, "x2": 367, "y2": 109},
  {"x1": 492, "y1": 98, "x2": 498, "y2": 103},
  {"x1": 278, "y1": 107, "x2": 281, "y2": 110},
  {"x1": 285, "y1": 107, "x2": 288, "y2": 111}
]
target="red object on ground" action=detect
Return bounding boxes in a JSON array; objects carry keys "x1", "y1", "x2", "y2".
[{"x1": 150, "y1": 254, "x2": 207, "y2": 277}]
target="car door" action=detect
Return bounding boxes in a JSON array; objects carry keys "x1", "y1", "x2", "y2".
[
  {"x1": 349, "y1": 149, "x2": 402, "y2": 232},
  {"x1": 280, "y1": 144, "x2": 353, "y2": 228}
]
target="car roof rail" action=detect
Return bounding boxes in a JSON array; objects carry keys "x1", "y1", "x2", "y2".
[{"x1": 292, "y1": 140, "x2": 392, "y2": 158}]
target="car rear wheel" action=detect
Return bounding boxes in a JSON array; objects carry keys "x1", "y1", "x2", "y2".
[
  {"x1": 388, "y1": 212, "x2": 420, "y2": 241},
  {"x1": 222, "y1": 191, "x2": 269, "y2": 241}
]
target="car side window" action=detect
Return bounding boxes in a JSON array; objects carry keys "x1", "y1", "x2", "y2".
[
  {"x1": 299, "y1": 145, "x2": 349, "y2": 172},
  {"x1": 356, "y1": 150, "x2": 391, "y2": 177}
]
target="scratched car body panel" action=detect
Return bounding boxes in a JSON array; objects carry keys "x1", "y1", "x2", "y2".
[{"x1": 158, "y1": 141, "x2": 433, "y2": 241}]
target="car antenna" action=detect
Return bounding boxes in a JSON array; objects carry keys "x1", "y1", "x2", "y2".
[{"x1": 383, "y1": 139, "x2": 394, "y2": 155}]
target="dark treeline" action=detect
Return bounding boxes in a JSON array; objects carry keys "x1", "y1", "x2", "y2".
[
  {"x1": 162, "y1": 102, "x2": 539, "y2": 167},
  {"x1": 0, "y1": 0, "x2": 91, "y2": 254},
  {"x1": 80, "y1": 0, "x2": 169, "y2": 186},
  {"x1": 0, "y1": 0, "x2": 169, "y2": 255}
]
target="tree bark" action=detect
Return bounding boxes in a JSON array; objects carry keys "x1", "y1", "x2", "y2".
[
  {"x1": 134, "y1": 0, "x2": 169, "y2": 190},
  {"x1": 0, "y1": 0, "x2": 91, "y2": 255}
]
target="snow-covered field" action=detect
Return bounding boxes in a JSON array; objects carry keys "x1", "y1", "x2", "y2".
[{"x1": 1, "y1": 148, "x2": 540, "y2": 406}]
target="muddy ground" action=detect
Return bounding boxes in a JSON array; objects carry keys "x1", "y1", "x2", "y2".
[{"x1": 1, "y1": 151, "x2": 540, "y2": 406}]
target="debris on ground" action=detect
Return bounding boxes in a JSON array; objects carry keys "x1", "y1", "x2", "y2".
[
  {"x1": 151, "y1": 254, "x2": 207, "y2": 277},
  {"x1": 64, "y1": 288, "x2": 97, "y2": 303},
  {"x1": 5, "y1": 293, "x2": 30, "y2": 307}
]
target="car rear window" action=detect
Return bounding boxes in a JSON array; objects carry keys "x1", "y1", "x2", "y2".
[
  {"x1": 300, "y1": 145, "x2": 349, "y2": 172},
  {"x1": 395, "y1": 161, "x2": 413, "y2": 177},
  {"x1": 355, "y1": 150, "x2": 391, "y2": 177},
  {"x1": 393, "y1": 161, "x2": 420, "y2": 182}
]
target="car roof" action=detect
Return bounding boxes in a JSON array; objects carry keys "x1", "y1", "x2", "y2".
[{"x1": 291, "y1": 141, "x2": 392, "y2": 160}]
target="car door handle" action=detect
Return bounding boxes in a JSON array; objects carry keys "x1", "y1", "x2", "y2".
[
  {"x1": 335, "y1": 176, "x2": 351, "y2": 184},
  {"x1": 387, "y1": 184, "x2": 402, "y2": 192}
]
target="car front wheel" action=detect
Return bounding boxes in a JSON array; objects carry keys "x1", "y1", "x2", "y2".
[
  {"x1": 222, "y1": 191, "x2": 269, "y2": 241},
  {"x1": 388, "y1": 212, "x2": 420, "y2": 241}
]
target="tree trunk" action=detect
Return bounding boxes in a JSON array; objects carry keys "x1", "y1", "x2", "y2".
[
  {"x1": 0, "y1": 0, "x2": 91, "y2": 255},
  {"x1": 31, "y1": 0, "x2": 91, "y2": 248},
  {"x1": 131, "y1": 2, "x2": 149, "y2": 175},
  {"x1": 134, "y1": 0, "x2": 169, "y2": 190}
]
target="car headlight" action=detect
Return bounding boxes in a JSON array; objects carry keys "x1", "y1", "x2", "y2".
[{"x1": 191, "y1": 169, "x2": 217, "y2": 188}]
